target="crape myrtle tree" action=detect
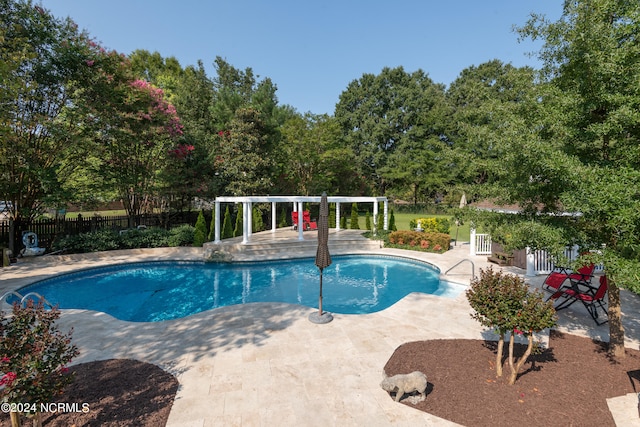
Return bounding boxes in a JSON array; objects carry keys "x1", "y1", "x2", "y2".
[
  {"x1": 130, "y1": 50, "x2": 219, "y2": 210},
  {"x1": 467, "y1": 268, "x2": 556, "y2": 385},
  {"x1": 0, "y1": 0, "x2": 101, "y2": 222},
  {"x1": 481, "y1": 0, "x2": 640, "y2": 359},
  {"x1": 69, "y1": 42, "x2": 186, "y2": 224},
  {"x1": 335, "y1": 66, "x2": 450, "y2": 200}
]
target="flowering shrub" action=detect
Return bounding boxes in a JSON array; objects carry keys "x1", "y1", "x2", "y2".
[
  {"x1": 388, "y1": 230, "x2": 449, "y2": 253},
  {"x1": 466, "y1": 268, "x2": 556, "y2": 384},
  {"x1": 0, "y1": 300, "x2": 79, "y2": 423},
  {"x1": 168, "y1": 144, "x2": 195, "y2": 159},
  {"x1": 409, "y1": 217, "x2": 451, "y2": 234}
]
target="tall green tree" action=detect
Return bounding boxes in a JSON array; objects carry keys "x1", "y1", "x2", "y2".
[
  {"x1": 0, "y1": 0, "x2": 97, "y2": 221},
  {"x1": 335, "y1": 66, "x2": 448, "y2": 199},
  {"x1": 279, "y1": 113, "x2": 357, "y2": 195},
  {"x1": 495, "y1": 0, "x2": 640, "y2": 358},
  {"x1": 446, "y1": 60, "x2": 538, "y2": 188},
  {"x1": 214, "y1": 108, "x2": 275, "y2": 196}
]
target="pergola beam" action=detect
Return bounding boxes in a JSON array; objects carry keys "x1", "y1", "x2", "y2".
[{"x1": 213, "y1": 195, "x2": 388, "y2": 244}]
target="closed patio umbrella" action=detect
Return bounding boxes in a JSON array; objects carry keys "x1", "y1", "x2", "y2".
[
  {"x1": 459, "y1": 192, "x2": 467, "y2": 209},
  {"x1": 309, "y1": 192, "x2": 333, "y2": 324},
  {"x1": 454, "y1": 192, "x2": 468, "y2": 246}
]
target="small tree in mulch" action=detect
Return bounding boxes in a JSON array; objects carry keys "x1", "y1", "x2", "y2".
[
  {"x1": 376, "y1": 206, "x2": 384, "y2": 232},
  {"x1": 340, "y1": 215, "x2": 347, "y2": 229},
  {"x1": 466, "y1": 267, "x2": 557, "y2": 384},
  {"x1": 222, "y1": 206, "x2": 234, "y2": 239},
  {"x1": 350, "y1": 203, "x2": 360, "y2": 229},
  {"x1": 365, "y1": 211, "x2": 372, "y2": 231},
  {"x1": 193, "y1": 210, "x2": 208, "y2": 247},
  {"x1": 0, "y1": 300, "x2": 79, "y2": 427}
]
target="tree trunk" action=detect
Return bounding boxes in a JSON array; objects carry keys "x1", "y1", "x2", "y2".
[
  {"x1": 10, "y1": 411, "x2": 21, "y2": 427},
  {"x1": 496, "y1": 334, "x2": 504, "y2": 377},
  {"x1": 507, "y1": 334, "x2": 516, "y2": 382},
  {"x1": 31, "y1": 412, "x2": 42, "y2": 427},
  {"x1": 508, "y1": 334, "x2": 534, "y2": 385},
  {"x1": 608, "y1": 280, "x2": 625, "y2": 359}
]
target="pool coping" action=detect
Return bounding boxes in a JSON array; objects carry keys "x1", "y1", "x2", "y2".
[{"x1": 1, "y1": 236, "x2": 639, "y2": 426}]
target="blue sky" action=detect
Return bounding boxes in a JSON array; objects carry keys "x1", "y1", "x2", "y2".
[{"x1": 42, "y1": 0, "x2": 563, "y2": 115}]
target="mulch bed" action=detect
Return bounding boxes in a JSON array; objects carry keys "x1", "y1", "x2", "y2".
[
  {"x1": 2, "y1": 332, "x2": 639, "y2": 426},
  {"x1": 383, "y1": 330, "x2": 640, "y2": 427},
  {"x1": 1, "y1": 359, "x2": 178, "y2": 427}
]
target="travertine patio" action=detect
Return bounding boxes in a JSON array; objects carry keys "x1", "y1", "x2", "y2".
[{"x1": 1, "y1": 229, "x2": 639, "y2": 426}]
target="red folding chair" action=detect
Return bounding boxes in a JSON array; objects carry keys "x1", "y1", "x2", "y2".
[
  {"x1": 541, "y1": 262, "x2": 595, "y2": 293},
  {"x1": 291, "y1": 211, "x2": 317, "y2": 231},
  {"x1": 549, "y1": 275, "x2": 608, "y2": 325}
]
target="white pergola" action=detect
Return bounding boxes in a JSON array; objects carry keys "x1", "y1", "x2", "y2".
[{"x1": 213, "y1": 195, "x2": 388, "y2": 244}]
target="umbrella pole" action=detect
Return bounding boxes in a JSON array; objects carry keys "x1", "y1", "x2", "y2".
[{"x1": 318, "y1": 270, "x2": 323, "y2": 315}]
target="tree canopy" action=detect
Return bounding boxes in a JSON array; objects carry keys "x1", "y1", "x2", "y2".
[{"x1": 3, "y1": 2, "x2": 640, "y2": 359}]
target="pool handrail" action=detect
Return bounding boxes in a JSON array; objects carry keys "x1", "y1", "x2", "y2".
[
  {"x1": 0, "y1": 291, "x2": 54, "y2": 310},
  {"x1": 20, "y1": 292, "x2": 54, "y2": 308},
  {"x1": 444, "y1": 259, "x2": 476, "y2": 280}
]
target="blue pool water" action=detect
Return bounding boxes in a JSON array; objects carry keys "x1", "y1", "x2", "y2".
[{"x1": 16, "y1": 255, "x2": 464, "y2": 322}]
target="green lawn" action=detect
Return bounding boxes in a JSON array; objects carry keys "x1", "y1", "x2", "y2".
[
  {"x1": 390, "y1": 213, "x2": 471, "y2": 243},
  {"x1": 62, "y1": 209, "x2": 472, "y2": 244}
]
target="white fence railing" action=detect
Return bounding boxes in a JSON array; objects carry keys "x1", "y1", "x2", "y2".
[
  {"x1": 473, "y1": 233, "x2": 492, "y2": 255},
  {"x1": 531, "y1": 245, "x2": 604, "y2": 275},
  {"x1": 470, "y1": 229, "x2": 604, "y2": 276},
  {"x1": 531, "y1": 246, "x2": 578, "y2": 275}
]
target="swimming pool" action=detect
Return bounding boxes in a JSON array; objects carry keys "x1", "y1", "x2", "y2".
[{"x1": 16, "y1": 255, "x2": 465, "y2": 322}]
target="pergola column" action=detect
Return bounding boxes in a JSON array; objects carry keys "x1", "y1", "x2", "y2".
[
  {"x1": 271, "y1": 202, "x2": 277, "y2": 233},
  {"x1": 335, "y1": 202, "x2": 341, "y2": 231},
  {"x1": 297, "y1": 201, "x2": 304, "y2": 241},
  {"x1": 214, "y1": 201, "x2": 221, "y2": 243},
  {"x1": 383, "y1": 200, "x2": 388, "y2": 230},
  {"x1": 242, "y1": 201, "x2": 249, "y2": 244},
  {"x1": 373, "y1": 202, "x2": 378, "y2": 231}
]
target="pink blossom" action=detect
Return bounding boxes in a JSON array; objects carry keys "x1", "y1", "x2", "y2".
[
  {"x1": 0, "y1": 372, "x2": 17, "y2": 386},
  {"x1": 168, "y1": 144, "x2": 195, "y2": 159},
  {"x1": 0, "y1": 356, "x2": 10, "y2": 364},
  {"x1": 85, "y1": 60, "x2": 94, "y2": 67}
]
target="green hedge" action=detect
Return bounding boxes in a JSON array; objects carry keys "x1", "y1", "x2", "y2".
[{"x1": 52, "y1": 225, "x2": 196, "y2": 253}]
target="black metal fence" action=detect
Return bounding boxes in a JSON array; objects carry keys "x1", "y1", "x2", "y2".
[{"x1": 0, "y1": 211, "x2": 200, "y2": 253}]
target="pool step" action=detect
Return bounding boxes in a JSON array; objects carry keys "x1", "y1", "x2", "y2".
[{"x1": 203, "y1": 229, "x2": 381, "y2": 262}]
